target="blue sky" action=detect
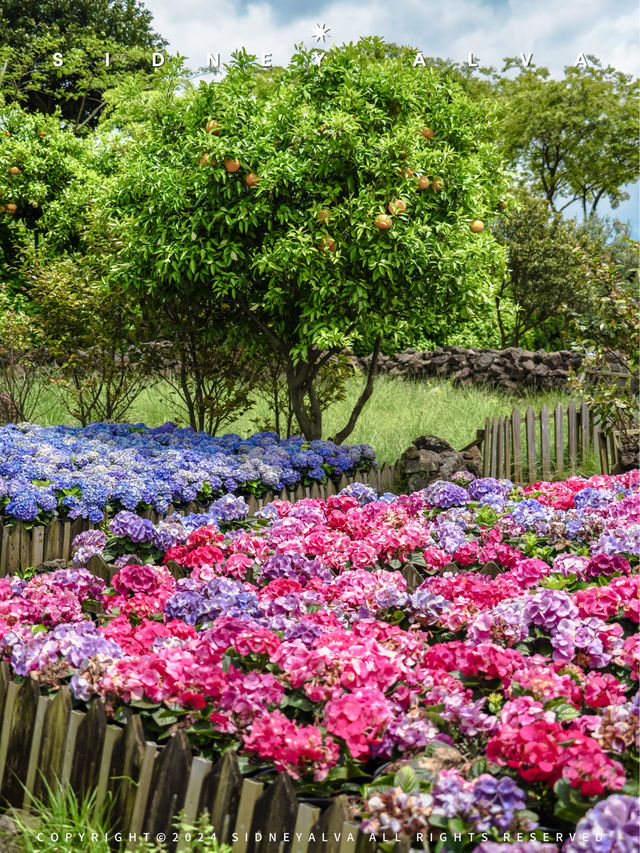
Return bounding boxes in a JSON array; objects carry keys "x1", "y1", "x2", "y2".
[{"x1": 144, "y1": 0, "x2": 639, "y2": 235}]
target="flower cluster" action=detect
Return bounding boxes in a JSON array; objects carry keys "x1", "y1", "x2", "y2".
[
  {"x1": 0, "y1": 471, "x2": 636, "y2": 853},
  {"x1": 0, "y1": 422, "x2": 376, "y2": 522}
]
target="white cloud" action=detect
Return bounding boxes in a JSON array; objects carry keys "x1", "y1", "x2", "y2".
[{"x1": 145, "y1": 0, "x2": 639, "y2": 76}]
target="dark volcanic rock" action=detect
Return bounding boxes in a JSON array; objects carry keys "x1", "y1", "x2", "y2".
[{"x1": 398, "y1": 435, "x2": 482, "y2": 492}]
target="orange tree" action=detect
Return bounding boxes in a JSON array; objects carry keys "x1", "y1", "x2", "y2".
[{"x1": 106, "y1": 40, "x2": 509, "y2": 441}]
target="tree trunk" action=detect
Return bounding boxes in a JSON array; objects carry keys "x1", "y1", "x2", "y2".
[{"x1": 332, "y1": 338, "x2": 381, "y2": 444}]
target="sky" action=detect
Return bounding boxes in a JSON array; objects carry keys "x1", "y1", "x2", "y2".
[{"x1": 143, "y1": 0, "x2": 639, "y2": 235}]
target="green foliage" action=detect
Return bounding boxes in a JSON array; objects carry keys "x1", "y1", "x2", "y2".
[
  {"x1": 491, "y1": 189, "x2": 600, "y2": 349},
  {"x1": 133, "y1": 811, "x2": 231, "y2": 852},
  {"x1": 0, "y1": 290, "x2": 49, "y2": 422},
  {"x1": 0, "y1": 0, "x2": 166, "y2": 128},
  {"x1": 106, "y1": 39, "x2": 509, "y2": 440},
  {"x1": 497, "y1": 59, "x2": 639, "y2": 218}
]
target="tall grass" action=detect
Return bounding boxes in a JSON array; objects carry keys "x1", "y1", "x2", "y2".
[{"x1": 32, "y1": 376, "x2": 581, "y2": 464}]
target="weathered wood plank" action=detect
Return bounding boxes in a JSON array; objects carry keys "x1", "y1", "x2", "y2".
[
  {"x1": 143, "y1": 731, "x2": 192, "y2": 839},
  {"x1": 86, "y1": 553, "x2": 111, "y2": 583},
  {"x1": 482, "y1": 417, "x2": 490, "y2": 477},
  {"x1": 24, "y1": 695, "x2": 49, "y2": 806},
  {"x1": 247, "y1": 773, "x2": 298, "y2": 853},
  {"x1": 34, "y1": 687, "x2": 72, "y2": 801},
  {"x1": 31, "y1": 526, "x2": 45, "y2": 568},
  {"x1": 70, "y1": 698, "x2": 107, "y2": 801},
  {"x1": 232, "y1": 779, "x2": 264, "y2": 853},
  {"x1": 567, "y1": 401, "x2": 578, "y2": 472},
  {"x1": 60, "y1": 709, "x2": 84, "y2": 785},
  {"x1": 62, "y1": 522, "x2": 72, "y2": 561},
  {"x1": 1, "y1": 677, "x2": 40, "y2": 807},
  {"x1": 525, "y1": 406, "x2": 536, "y2": 483},
  {"x1": 19, "y1": 524, "x2": 30, "y2": 572},
  {"x1": 7, "y1": 526, "x2": 20, "y2": 575},
  {"x1": 128, "y1": 742, "x2": 159, "y2": 841},
  {"x1": 291, "y1": 804, "x2": 321, "y2": 853},
  {"x1": 0, "y1": 523, "x2": 8, "y2": 577},
  {"x1": 201, "y1": 749, "x2": 243, "y2": 845},
  {"x1": 108, "y1": 715, "x2": 146, "y2": 833},
  {"x1": 338, "y1": 822, "x2": 360, "y2": 853},
  {"x1": 503, "y1": 417, "x2": 511, "y2": 482},
  {"x1": 539, "y1": 404, "x2": 551, "y2": 481},
  {"x1": 554, "y1": 403, "x2": 564, "y2": 473},
  {"x1": 95, "y1": 725, "x2": 122, "y2": 813},
  {"x1": 580, "y1": 401, "x2": 590, "y2": 460},
  {"x1": 176, "y1": 756, "x2": 211, "y2": 852},
  {"x1": 496, "y1": 417, "x2": 504, "y2": 479},
  {"x1": 0, "y1": 681, "x2": 19, "y2": 790},
  {"x1": 307, "y1": 796, "x2": 350, "y2": 853},
  {"x1": 44, "y1": 519, "x2": 60, "y2": 562}
]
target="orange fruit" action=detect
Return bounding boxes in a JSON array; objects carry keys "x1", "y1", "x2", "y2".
[
  {"x1": 245, "y1": 173, "x2": 259, "y2": 187},
  {"x1": 206, "y1": 119, "x2": 220, "y2": 134},
  {"x1": 374, "y1": 214, "x2": 393, "y2": 230},
  {"x1": 388, "y1": 199, "x2": 407, "y2": 215},
  {"x1": 199, "y1": 153, "x2": 211, "y2": 165},
  {"x1": 397, "y1": 168, "x2": 414, "y2": 178},
  {"x1": 420, "y1": 127, "x2": 435, "y2": 139},
  {"x1": 224, "y1": 158, "x2": 240, "y2": 173},
  {"x1": 9, "y1": 166, "x2": 20, "y2": 175},
  {"x1": 317, "y1": 208, "x2": 331, "y2": 223},
  {"x1": 7, "y1": 203, "x2": 17, "y2": 213},
  {"x1": 417, "y1": 176, "x2": 430, "y2": 190},
  {"x1": 470, "y1": 220, "x2": 484, "y2": 233},
  {"x1": 319, "y1": 235, "x2": 335, "y2": 251},
  {"x1": 499, "y1": 200, "x2": 508, "y2": 210},
  {"x1": 431, "y1": 177, "x2": 444, "y2": 191}
]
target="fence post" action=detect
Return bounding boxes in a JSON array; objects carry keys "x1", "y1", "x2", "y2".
[
  {"x1": 525, "y1": 406, "x2": 536, "y2": 483},
  {"x1": 539, "y1": 404, "x2": 551, "y2": 481},
  {"x1": 567, "y1": 401, "x2": 578, "y2": 472},
  {"x1": 511, "y1": 409, "x2": 522, "y2": 484},
  {"x1": 554, "y1": 403, "x2": 564, "y2": 473},
  {"x1": 483, "y1": 418, "x2": 490, "y2": 477}
]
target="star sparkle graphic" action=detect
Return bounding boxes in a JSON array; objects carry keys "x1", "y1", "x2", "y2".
[{"x1": 311, "y1": 22, "x2": 331, "y2": 43}]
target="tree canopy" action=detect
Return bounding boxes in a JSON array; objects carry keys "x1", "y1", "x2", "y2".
[
  {"x1": 105, "y1": 40, "x2": 509, "y2": 439},
  {"x1": 0, "y1": 0, "x2": 166, "y2": 129}
]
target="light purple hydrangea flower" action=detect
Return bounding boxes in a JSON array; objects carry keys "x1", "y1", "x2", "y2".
[{"x1": 562, "y1": 795, "x2": 640, "y2": 853}]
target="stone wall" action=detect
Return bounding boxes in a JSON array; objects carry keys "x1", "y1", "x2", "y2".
[{"x1": 349, "y1": 346, "x2": 588, "y2": 391}]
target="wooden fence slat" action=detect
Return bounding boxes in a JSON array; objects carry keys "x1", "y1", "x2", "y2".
[
  {"x1": 70, "y1": 698, "x2": 108, "y2": 801},
  {"x1": 7, "y1": 526, "x2": 20, "y2": 575},
  {"x1": 247, "y1": 773, "x2": 299, "y2": 853},
  {"x1": 338, "y1": 821, "x2": 360, "y2": 853},
  {"x1": 502, "y1": 417, "x2": 511, "y2": 481},
  {"x1": 291, "y1": 804, "x2": 321, "y2": 853},
  {"x1": 525, "y1": 406, "x2": 536, "y2": 483},
  {"x1": 19, "y1": 523, "x2": 30, "y2": 571},
  {"x1": 143, "y1": 731, "x2": 193, "y2": 840},
  {"x1": 567, "y1": 401, "x2": 578, "y2": 472},
  {"x1": 580, "y1": 402, "x2": 590, "y2": 459},
  {"x1": 95, "y1": 724, "x2": 121, "y2": 813},
  {"x1": 34, "y1": 687, "x2": 72, "y2": 801},
  {"x1": 128, "y1": 742, "x2": 159, "y2": 841},
  {"x1": 554, "y1": 403, "x2": 564, "y2": 472},
  {"x1": 233, "y1": 779, "x2": 264, "y2": 853},
  {"x1": 307, "y1": 796, "x2": 350, "y2": 853},
  {"x1": 539, "y1": 404, "x2": 551, "y2": 481},
  {"x1": 24, "y1": 695, "x2": 49, "y2": 805},
  {"x1": 60, "y1": 709, "x2": 84, "y2": 785},
  {"x1": 31, "y1": 526, "x2": 45, "y2": 568},
  {"x1": 1, "y1": 677, "x2": 40, "y2": 807},
  {"x1": 608, "y1": 432, "x2": 617, "y2": 470},
  {"x1": 176, "y1": 757, "x2": 211, "y2": 852},
  {"x1": 482, "y1": 418, "x2": 490, "y2": 476},
  {"x1": 0, "y1": 681, "x2": 19, "y2": 790},
  {"x1": 489, "y1": 418, "x2": 498, "y2": 479},
  {"x1": 64, "y1": 522, "x2": 76, "y2": 561},
  {"x1": 599, "y1": 429, "x2": 610, "y2": 475},
  {"x1": 496, "y1": 417, "x2": 504, "y2": 479},
  {"x1": 200, "y1": 749, "x2": 243, "y2": 845},
  {"x1": 108, "y1": 715, "x2": 146, "y2": 834}
]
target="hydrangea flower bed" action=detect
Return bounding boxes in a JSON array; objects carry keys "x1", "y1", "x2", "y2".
[
  {"x1": 0, "y1": 421, "x2": 376, "y2": 523},
  {"x1": 0, "y1": 472, "x2": 638, "y2": 852}
]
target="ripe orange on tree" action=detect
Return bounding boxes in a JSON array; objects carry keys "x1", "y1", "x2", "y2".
[
  {"x1": 245, "y1": 173, "x2": 259, "y2": 187},
  {"x1": 388, "y1": 199, "x2": 407, "y2": 215},
  {"x1": 224, "y1": 158, "x2": 241, "y2": 173},
  {"x1": 374, "y1": 214, "x2": 393, "y2": 230}
]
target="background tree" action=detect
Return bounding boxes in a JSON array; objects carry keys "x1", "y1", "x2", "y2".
[
  {"x1": 497, "y1": 59, "x2": 639, "y2": 218},
  {"x1": 490, "y1": 189, "x2": 601, "y2": 349},
  {"x1": 106, "y1": 40, "x2": 508, "y2": 441},
  {"x1": 0, "y1": 0, "x2": 166, "y2": 129}
]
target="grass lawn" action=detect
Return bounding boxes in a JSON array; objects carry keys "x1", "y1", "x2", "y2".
[{"x1": 33, "y1": 375, "x2": 583, "y2": 465}]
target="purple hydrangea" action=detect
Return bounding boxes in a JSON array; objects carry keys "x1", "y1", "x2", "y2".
[
  {"x1": 562, "y1": 795, "x2": 640, "y2": 853},
  {"x1": 164, "y1": 577, "x2": 261, "y2": 625},
  {"x1": 550, "y1": 617, "x2": 613, "y2": 668},
  {"x1": 259, "y1": 551, "x2": 332, "y2": 584},
  {"x1": 109, "y1": 510, "x2": 156, "y2": 544},
  {"x1": 71, "y1": 529, "x2": 107, "y2": 566},
  {"x1": 468, "y1": 477, "x2": 513, "y2": 501},
  {"x1": 407, "y1": 588, "x2": 450, "y2": 626},
  {"x1": 422, "y1": 481, "x2": 470, "y2": 509},
  {"x1": 432, "y1": 772, "x2": 530, "y2": 833},
  {"x1": 10, "y1": 621, "x2": 122, "y2": 679},
  {"x1": 523, "y1": 589, "x2": 579, "y2": 633},
  {"x1": 473, "y1": 843, "x2": 558, "y2": 853}
]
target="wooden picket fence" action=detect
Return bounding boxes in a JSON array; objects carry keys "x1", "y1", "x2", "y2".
[
  {"x1": 481, "y1": 401, "x2": 608, "y2": 484},
  {"x1": 0, "y1": 665, "x2": 376, "y2": 853},
  {"x1": 0, "y1": 467, "x2": 399, "y2": 576}
]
